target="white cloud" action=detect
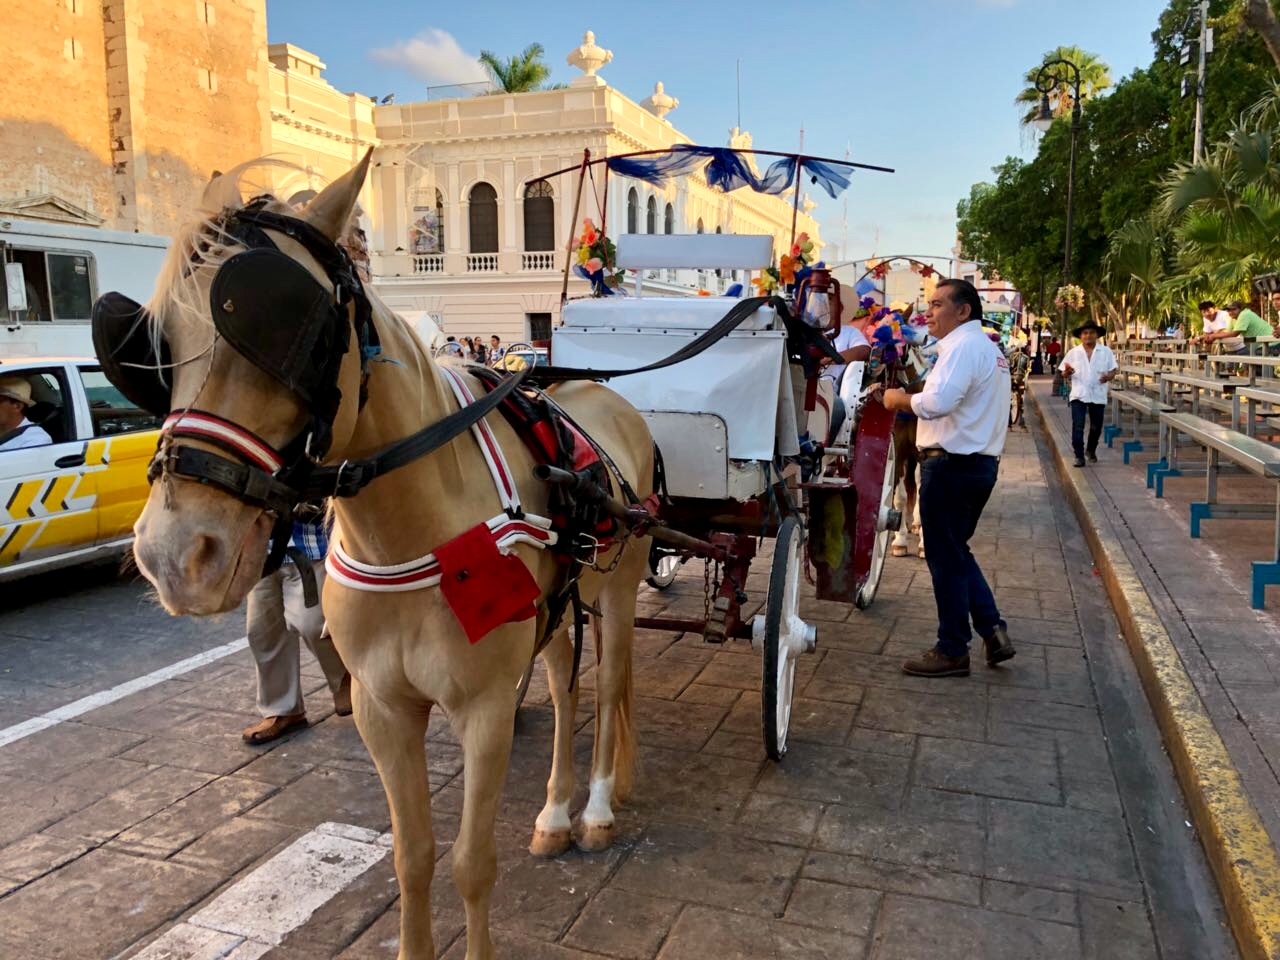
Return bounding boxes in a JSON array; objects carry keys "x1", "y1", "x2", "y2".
[{"x1": 368, "y1": 28, "x2": 488, "y2": 86}]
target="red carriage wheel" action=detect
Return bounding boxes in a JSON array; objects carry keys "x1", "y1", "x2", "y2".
[{"x1": 850, "y1": 396, "x2": 901, "y2": 609}]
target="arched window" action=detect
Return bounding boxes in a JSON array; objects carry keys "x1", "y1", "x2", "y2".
[
  {"x1": 468, "y1": 182, "x2": 498, "y2": 253},
  {"x1": 646, "y1": 196, "x2": 657, "y2": 234},
  {"x1": 664, "y1": 203, "x2": 674, "y2": 235},
  {"x1": 410, "y1": 188, "x2": 444, "y2": 254},
  {"x1": 626, "y1": 187, "x2": 639, "y2": 234},
  {"x1": 523, "y1": 180, "x2": 554, "y2": 251},
  {"x1": 715, "y1": 225, "x2": 723, "y2": 278}
]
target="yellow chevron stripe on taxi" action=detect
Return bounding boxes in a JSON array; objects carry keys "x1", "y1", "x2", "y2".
[
  {"x1": 0, "y1": 521, "x2": 45, "y2": 564},
  {"x1": 85, "y1": 439, "x2": 108, "y2": 468},
  {"x1": 41, "y1": 474, "x2": 79, "y2": 515},
  {"x1": 8, "y1": 479, "x2": 46, "y2": 520}
]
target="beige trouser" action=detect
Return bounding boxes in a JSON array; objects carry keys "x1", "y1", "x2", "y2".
[{"x1": 246, "y1": 563, "x2": 347, "y2": 717}]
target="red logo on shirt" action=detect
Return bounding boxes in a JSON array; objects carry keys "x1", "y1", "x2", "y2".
[{"x1": 996, "y1": 356, "x2": 1009, "y2": 369}]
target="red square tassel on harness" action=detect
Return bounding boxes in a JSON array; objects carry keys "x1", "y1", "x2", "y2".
[{"x1": 435, "y1": 522, "x2": 541, "y2": 644}]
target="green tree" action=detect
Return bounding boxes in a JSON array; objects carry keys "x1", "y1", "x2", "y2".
[
  {"x1": 1102, "y1": 215, "x2": 1174, "y2": 334},
  {"x1": 478, "y1": 43, "x2": 559, "y2": 93},
  {"x1": 1015, "y1": 46, "x2": 1112, "y2": 125}
]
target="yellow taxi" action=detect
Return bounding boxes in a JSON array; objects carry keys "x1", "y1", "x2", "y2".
[{"x1": 0, "y1": 357, "x2": 161, "y2": 582}]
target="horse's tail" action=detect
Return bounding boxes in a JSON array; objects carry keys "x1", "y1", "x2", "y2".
[{"x1": 613, "y1": 651, "x2": 637, "y2": 804}]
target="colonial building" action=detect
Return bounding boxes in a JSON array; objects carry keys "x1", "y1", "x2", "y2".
[
  {"x1": 368, "y1": 31, "x2": 821, "y2": 343},
  {"x1": 3, "y1": 10, "x2": 817, "y2": 347}
]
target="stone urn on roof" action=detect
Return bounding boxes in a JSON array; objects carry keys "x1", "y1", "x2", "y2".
[
  {"x1": 567, "y1": 31, "x2": 613, "y2": 87},
  {"x1": 642, "y1": 82, "x2": 679, "y2": 120}
]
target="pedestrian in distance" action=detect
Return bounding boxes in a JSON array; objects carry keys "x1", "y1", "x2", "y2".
[
  {"x1": 488, "y1": 335, "x2": 505, "y2": 366},
  {"x1": 877, "y1": 278, "x2": 1016, "y2": 678},
  {"x1": 241, "y1": 504, "x2": 351, "y2": 745},
  {"x1": 1060, "y1": 319, "x2": 1118, "y2": 468},
  {"x1": 1045, "y1": 336, "x2": 1061, "y2": 373}
]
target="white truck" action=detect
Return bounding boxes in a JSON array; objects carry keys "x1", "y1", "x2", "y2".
[{"x1": 1, "y1": 217, "x2": 169, "y2": 359}]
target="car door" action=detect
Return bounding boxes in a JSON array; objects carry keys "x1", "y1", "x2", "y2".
[
  {"x1": 0, "y1": 364, "x2": 98, "y2": 570},
  {"x1": 75, "y1": 365, "x2": 163, "y2": 547}
]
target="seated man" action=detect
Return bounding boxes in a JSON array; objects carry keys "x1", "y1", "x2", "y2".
[
  {"x1": 0, "y1": 377, "x2": 53, "y2": 451},
  {"x1": 1204, "y1": 300, "x2": 1271, "y2": 353}
]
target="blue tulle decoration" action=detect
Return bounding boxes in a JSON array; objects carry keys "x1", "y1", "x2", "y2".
[
  {"x1": 574, "y1": 263, "x2": 617, "y2": 296},
  {"x1": 855, "y1": 277, "x2": 877, "y2": 297},
  {"x1": 606, "y1": 147, "x2": 855, "y2": 200}
]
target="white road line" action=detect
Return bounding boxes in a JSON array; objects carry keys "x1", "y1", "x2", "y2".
[
  {"x1": 0, "y1": 636, "x2": 249, "y2": 749},
  {"x1": 130, "y1": 822, "x2": 391, "y2": 959}
]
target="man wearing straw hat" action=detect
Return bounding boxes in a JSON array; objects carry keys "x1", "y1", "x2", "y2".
[
  {"x1": 0, "y1": 377, "x2": 52, "y2": 451},
  {"x1": 1060, "y1": 319, "x2": 1117, "y2": 467}
]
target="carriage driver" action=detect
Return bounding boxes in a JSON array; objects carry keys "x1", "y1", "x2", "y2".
[{"x1": 876, "y1": 278, "x2": 1015, "y2": 677}]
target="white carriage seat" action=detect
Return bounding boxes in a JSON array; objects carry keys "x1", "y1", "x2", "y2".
[
  {"x1": 616, "y1": 233, "x2": 774, "y2": 274},
  {"x1": 556, "y1": 297, "x2": 798, "y2": 460}
]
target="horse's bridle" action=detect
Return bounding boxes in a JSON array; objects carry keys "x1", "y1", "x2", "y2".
[{"x1": 93, "y1": 201, "x2": 526, "y2": 576}]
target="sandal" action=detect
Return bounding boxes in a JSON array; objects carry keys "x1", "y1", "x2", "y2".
[{"x1": 241, "y1": 713, "x2": 307, "y2": 745}]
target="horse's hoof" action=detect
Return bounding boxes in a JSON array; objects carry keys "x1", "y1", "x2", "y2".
[
  {"x1": 917, "y1": 548, "x2": 926, "y2": 559},
  {"x1": 890, "y1": 545, "x2": 908, "y2": 557},
  {"x1": 529, "y1": 827, "x2": 573, "y2": 857},
  {"x1": 576, "y1": 821, "x2": 615, "y2": 852}
]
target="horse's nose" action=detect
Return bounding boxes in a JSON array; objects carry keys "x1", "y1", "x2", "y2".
[{"x1": 180, "y1": 533, "x2": 223, "y2": 582}]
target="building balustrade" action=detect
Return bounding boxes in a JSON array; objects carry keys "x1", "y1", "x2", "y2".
[
  {"x1": 466, "y1": 253, "x2": 500, "y2": 273},
  {"x1": 412, "y1": 253, "x2": 444, "y2": 274},
  {"x1": 521, "y1": 251, "x2": 556, "y2": 271}
]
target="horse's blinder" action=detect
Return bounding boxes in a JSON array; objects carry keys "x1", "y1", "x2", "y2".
[{"x1": 91, "y1": 202, "x2": 376, "y2": 576}]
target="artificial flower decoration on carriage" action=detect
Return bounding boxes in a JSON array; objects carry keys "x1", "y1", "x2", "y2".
[
  {"x1": 573, "y1": 218, "x2": 624, "y2": 296},
  {"x1": 752, "y1": 230, "x2": 817, "y2": 295},
  {"x1": 1054, "y1": 283, "x2": 1085, "y2": 312}
]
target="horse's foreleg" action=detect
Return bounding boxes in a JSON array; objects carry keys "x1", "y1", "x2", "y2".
[
  {"x1": 530, "y1": 627, "x2": 576, "y2": 857},
  {"x1": 353, "y1": 682, "x2": 435, "y2": 960},
  {"x1": 891, "y1": 476, "x2": 910, "y2": 556},
  {"x1": 452, "y1": 690, "x2": 517, "y2": 960},
  {"x1": 579, "y1": 575, "x2": 639, "y2": 852}
]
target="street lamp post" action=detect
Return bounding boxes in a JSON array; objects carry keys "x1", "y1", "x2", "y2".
[{"x1": 1033, "y1": 59, "x2": 1083, "y2": 354}]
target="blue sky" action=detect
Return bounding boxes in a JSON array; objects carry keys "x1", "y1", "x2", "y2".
[{"x1": 266, "y1": 0, "x2": 1168, "y2": 263}]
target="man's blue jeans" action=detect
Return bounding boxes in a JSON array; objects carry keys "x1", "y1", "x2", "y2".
[
  {"x1": 919, "y1": 453, "x2": 1005, "y2": 657},
  {"x1": 1069, "y1": 400, "x2": 1105, "y2": 460}
]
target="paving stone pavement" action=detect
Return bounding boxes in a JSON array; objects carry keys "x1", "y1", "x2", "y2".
[{"x1": 0, "y1": 425, "x2": 1237, "y2": 959}]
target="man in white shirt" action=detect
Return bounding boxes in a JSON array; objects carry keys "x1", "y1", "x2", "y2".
[
  {"x1": 1197, "y1": 300, "x2": 1232, "y2": 342},
  {"x1": 0, "y1": 377, "x2": 53, "y2": 451},
  {"x1": 879, "y1": 279, "x2": 1014, "y2": 678},
  {"x1": 1060, "y1": 319, "x2": 1118, "y2": 467}
]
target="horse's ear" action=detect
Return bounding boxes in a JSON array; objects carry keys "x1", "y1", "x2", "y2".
[{"x1": 302, "y1": 149, "x2": 372, "y2": 241}]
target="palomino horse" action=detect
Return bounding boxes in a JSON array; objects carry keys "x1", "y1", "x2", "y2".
[{"x1": 114, "y1": 157, "x2": 651, "y2": 960}]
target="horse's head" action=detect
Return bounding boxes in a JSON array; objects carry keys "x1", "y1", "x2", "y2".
[{"x1": 94, "y1": 155, "x2": 372, "y2": 614}]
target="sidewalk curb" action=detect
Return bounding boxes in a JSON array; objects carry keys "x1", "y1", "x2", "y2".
[{"x1": 1029, "y1": 386, "x2": 1280, "y2": 960}]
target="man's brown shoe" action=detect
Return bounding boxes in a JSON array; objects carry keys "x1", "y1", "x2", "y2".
[
  {"x1": 241, "y1": 713, "x2": 306, "y2": 745},
  {"x1": 902, "y1": 648, "x2": 970, "y2": 677},
  {"x1": 333, "y1": 672, "x2": 353, "y2": 717},
  {"x1": 983, "y1": 626, "x2": 1017, "y2": 667}
]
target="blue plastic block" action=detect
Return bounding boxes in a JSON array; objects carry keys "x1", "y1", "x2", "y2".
[
  {"x1": 1253, "y1": 561, "x2": 1280, "y2": 609},
  {"x1": 1125, "y1": 440, "x2": 1144, "y2": 466},
  {"x1": 1104, "y1": 424, "x2": 1120, "y2": 447},
  {"x1": 1154, "y1": 467, "x2": 1181, "y2": 498},
  {"x1": 1190, "y1": 501, "x2": 1210, "y2": 538},
  {"x1": 1145, "y1": 458, "x2": 1166, "y2": 487}
]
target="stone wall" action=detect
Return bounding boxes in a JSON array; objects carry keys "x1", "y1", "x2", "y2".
[{"x1": 1, "y1": 0, "x2": 270, "y2": 234}]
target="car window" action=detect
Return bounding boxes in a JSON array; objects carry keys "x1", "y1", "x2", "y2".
[
  {"x1": 0, "y1": 368, "x2": 69, "y2": 448},
  {"x1": 79, "y1": 369, "x2": 163, "y2": 436}
]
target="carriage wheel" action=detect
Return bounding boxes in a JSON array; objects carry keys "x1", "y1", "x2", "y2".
[
  {"x1": 850, "y1": 396, "x2": 900, "y2": 611},
  {"x1": 854, "y1": 437, "x2": 897, "y2": 609},
  {"x1": 645, "y1": 544, "x2": 683, "y2": 590},
  {"x1": 758, "y1": 516, "x2": 816, "y2": 761}
]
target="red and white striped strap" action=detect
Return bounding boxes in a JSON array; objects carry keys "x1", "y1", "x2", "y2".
[
  {"x1": 325, "y1": 512, "x2": 557, "y2": 592},
  {"x1": 162, "y1": 411, "x2": 284, "y2": 474},
  {"x1": 439, "y1": 366, "x2": 521, "y2": 514}
]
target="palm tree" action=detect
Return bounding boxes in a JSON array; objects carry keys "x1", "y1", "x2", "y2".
[
  {"x1": 1160, "y1": 115, "x2": 1280, "y2": 299},
  {"x1": 1015, "y1": 46, "x2": 1112, "y2": 126},
  {"x1": 1103, "y1": 215, "x2": 1172, "y2": 336},
  {"x1": 478, "y1": 43, "x2": 559, "y2": 94}
]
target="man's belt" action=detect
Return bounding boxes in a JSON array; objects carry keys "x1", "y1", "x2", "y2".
[{"x1": 918, "y1": 448, "x2": 997, "y2": 461}]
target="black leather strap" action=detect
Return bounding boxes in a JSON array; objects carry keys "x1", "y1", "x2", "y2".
[
  {"x1": 525, "y1": 295, "x2": 841, "y2": 384},
  {"x1": 158, "y1": 446, "x2": 298, "y2": 513},
  {"x1": 303, "y1": 365, "x2": 528, "y2": 499}
]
